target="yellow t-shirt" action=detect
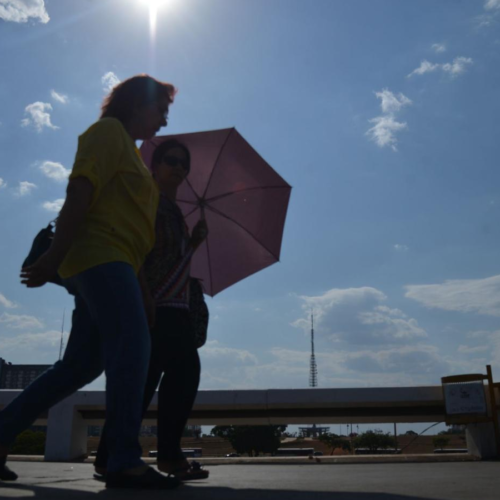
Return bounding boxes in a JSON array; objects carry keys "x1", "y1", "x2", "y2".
[{"x1": 58, "y1": 118, "x2": 159, "y2": 279}]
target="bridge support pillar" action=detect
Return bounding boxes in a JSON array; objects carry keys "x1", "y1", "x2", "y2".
[
  {"x1": 44, "y1": 397, "x2": 87, "y2": 461},
  {"x1": 466, "y1": 420, "x2": 499, "y2": 459}
]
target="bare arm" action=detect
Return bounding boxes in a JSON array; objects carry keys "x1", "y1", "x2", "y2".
[
  {"x1": 190, "y1": 219, "x2": 208, "y2": 251},
  {"x1": 20, "y1": 177, "x2": 94, "y2": 288}
]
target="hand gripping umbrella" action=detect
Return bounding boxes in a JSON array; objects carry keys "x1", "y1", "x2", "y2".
[{"x1": 141, "y1": 128, "x2": 292, "y2": 297}]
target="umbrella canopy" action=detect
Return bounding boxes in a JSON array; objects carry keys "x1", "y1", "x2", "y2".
[{"x1": 141, "y1": 128, "x2": 291, "y2": 296}]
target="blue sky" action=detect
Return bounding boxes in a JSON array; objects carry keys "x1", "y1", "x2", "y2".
[{"x1": 1, "y1": 0, "x2": 500, "y2": 434}]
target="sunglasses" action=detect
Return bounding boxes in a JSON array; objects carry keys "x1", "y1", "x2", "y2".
[{"x1": 162, "y1": 155, "x2": 188, "y2": 171}]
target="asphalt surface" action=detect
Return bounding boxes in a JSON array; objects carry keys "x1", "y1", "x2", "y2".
[{"x1": 0, "y1": 461, "x2": 498, "y2": 499}]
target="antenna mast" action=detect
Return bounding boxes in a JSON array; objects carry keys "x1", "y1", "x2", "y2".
[
  {"x1": 58, "y1": 309, "x2": 65, "y2": 361},
  {"x1": 309, "y1": 310, "x2": 318, "y2": 387}
]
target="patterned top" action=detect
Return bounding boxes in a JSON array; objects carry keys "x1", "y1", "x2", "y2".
[{"x1": 144, "y1": 194, "x2": 193, "y2": 309}]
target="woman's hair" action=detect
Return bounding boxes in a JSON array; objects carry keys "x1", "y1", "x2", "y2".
[
  {"x1": 152, "y1": 139, "x2": 191, "y2": 176},
  {"x1": 100, "y1": 74, "x2": 176, "y2": 125}
]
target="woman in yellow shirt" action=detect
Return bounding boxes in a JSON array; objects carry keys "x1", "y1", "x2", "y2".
[{"x1": 0, "y1": 75, "x2": 178, "y2": 490}]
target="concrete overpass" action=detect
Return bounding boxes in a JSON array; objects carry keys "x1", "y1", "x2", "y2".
[{"x1": 1, "y1": 386, "x2": 498, "y2": 461}]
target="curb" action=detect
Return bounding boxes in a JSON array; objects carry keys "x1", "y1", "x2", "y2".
[{"x1": 8, "y1": 453, "x2": 480, "y2": 465}]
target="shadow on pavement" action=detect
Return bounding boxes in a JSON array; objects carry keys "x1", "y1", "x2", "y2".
[{"x1": 0, "y1": 483, "x2": 442, "y2": 500}]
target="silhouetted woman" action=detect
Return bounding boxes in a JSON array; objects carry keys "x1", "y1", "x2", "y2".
[
  {"x1": 0, "y1": 75, "x2": 180, "y2": 490},
  {"x1": 94, "y1": 139, "x2": 209, "y2": 481}
]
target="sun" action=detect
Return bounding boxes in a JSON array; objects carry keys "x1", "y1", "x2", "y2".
[
  {"x1": 138, "y1": 0, "x2": 175, "y2": 40},
  {"x1": 138, "y1": 0, "x2": 174, "y2": 20},
  {"x1": 139, "y1": 0, "x2": 171, "y2": 8}
]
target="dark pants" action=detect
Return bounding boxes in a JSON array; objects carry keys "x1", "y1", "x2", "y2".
[
  {"x1": 95, "y1": 306, "x2": 201, "y2": 467},
  {"x1": 0, "y1": 262, "x2": 150, "y2": 473}
]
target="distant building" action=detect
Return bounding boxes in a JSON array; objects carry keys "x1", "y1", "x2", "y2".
[
  {"x1": 187, "y1": 425, "x2": 202, "y2": 439},
  {"x1": 0, "y1": 358, "x2": 50, "y2": 389},
  {"x1": 449, "y1": 424, "x2": 466, "y2": 433},
  {"x1": 140, "y1": 425, "x2": 157, "y2": 437},
  {"x1": 0, "y1": 358, "x2": 52, "y2": 434},
  {"x1": 298, "y1": 426, "x2": 330, "y2": 438},
  {"x1": 142, "y1": 424, "x2": 201, "y2": 438},
  {"x1": 87, "y1": 424, "x2": 202, "y2": 438},
  {"x1": 87, "y1": 426, "x2": 102, "y2": 437}
]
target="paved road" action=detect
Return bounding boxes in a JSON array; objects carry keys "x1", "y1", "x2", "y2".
[{"x1": 0, "y1": 461, "x2": 498, "y2": 499}]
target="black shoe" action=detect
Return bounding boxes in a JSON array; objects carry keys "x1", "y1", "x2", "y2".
[
  {"x1": 105, "y1": 467, "x2": 181, "y2": 490},
  {"x1": 0, "y1": 457, "x2": 18, "y2": 481}
]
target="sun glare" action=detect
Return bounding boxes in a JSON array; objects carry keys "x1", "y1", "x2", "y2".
[
  {"x1": 139, "y1": 0, "x2": 171, "y2": 9},
  {"x1": 138, "y1": 0, "x2": 174, "y2": 38},
  {"x1": 136, "y1": 0, "x2": 176, "y2": 71},
  {"x1": 139, "y1": 0, "x2": 170, "y2": 42}
]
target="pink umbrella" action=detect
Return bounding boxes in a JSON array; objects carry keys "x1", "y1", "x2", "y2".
[{"x1": 141, "y1": 128, "x2": 292, "y2": 296}]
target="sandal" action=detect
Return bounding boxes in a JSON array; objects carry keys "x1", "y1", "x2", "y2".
[
  {"x1": 0, "y1": 457, "x2": 18, "y2": 482},
  {"x1": 158, "y1": 460, "x2": 209, "y2": 481},
  {"x1": 93, "y1": 463, "x2": 107, "y2": 481},
  {"x1": 105, "y1": 466, "x2": 181, "y2": 490}
]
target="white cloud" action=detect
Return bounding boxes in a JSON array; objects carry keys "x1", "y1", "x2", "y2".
[
  {"x1": 293, "y1": 287, "x2": 426, "y2": 345},
  {"x1": 346, "y1": 344, "x2": 444, "y2": 375},
  {"x1": 405, "y1": 274, "x2": 500, "y2": 317},
  {"x1": 42, "y1": 198, "x2": 64, "y2": 212},
  {"x1": 205, "y1": 343, "x2": 452, "y2": 390},
  {"x1": 0, "y1": 312, "x2": 43, "y2": 329},
  {"x1": 408, "y1": 60, "x2": 440, "y2": 77},
  {"x1": 0, "y1": 0, "x2": 49, "y2": 23},
  {"x1": 456, "y1": 330, "x2": 500, "y2": 373},
  {"x1": 432, "y1": 43, "x2": 446, "y2": 53},
  {"x1": 475, "y1": 13, "x2": 497, "y2": 28},
  {"x1": 0, "y1": 178, "x2": 6, "y2": 189},
  {"x1": 366, "y1": 115, "x2": 408, "y2": 152},
  {"x1": 50, "y1": 90, "x2": 68, "y2": 104},
  {"x1": 102, "y1": 72, "x2": 120, "y2": 93},
  {"x1": 359, "y1": 306, "x2": 427, "y2": 340},
  {"x1": 467, "y1": 330, "x2": 492, "y2": 339},
  {"x1": 14, "y1": 181, "x2": 37, "y2": 197},
  {"x1": 21, "y1": 102, "x2": 58, "y2": 132},
  {"x1": 198, "y1": 329, "x2": 494, "y2": 391},
  {"x1": 201, "y1": 340, "x2": 258, "y2": 365},
  {"x1": 0, "y1": 293, "x2": 17, "y2": 309},
  {"x1": 486, "y1": 331, "x2": 500, "y2": 366},
  {"x1": 39, "y1": 161, "x2": 70, "y2": 182},
  {"x1": 375, "y1": 89, "x2": 412, "y2": 115},
  {"x1": 198, "y1": 340, "x2": 262, "y2": 390},
  {"x1": 0, "y1": 330, "x2": 60, "y2": 352},
  {"x1": 394, "y1": 244, "x2": 409, "y2": 252},
  {"x1": 408, "y1": 57, "x2": 473, "y2": 78},
  {"x1": 457, "y1": 344, "x2": 489, "y2": 354},
  {"x1": 485, "y1": 0, "x2": 500, "y2": 10},
  {"x1": 366, "y1": 90, "x2": 412, "y2": 152},
  {"x1": 442, "y1": 57, "x2": 473, "y2": 77}
]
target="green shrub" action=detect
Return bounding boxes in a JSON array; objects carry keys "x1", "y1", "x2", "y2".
[
  {"x1": 353, "y1": 430, "x2": 396, "y2": 452},
  {"x1": 318, "y1": 433, "x2": 351, "y2": 455},
  {"x1": 211, "y1": 425, "x2": 287, "y2": 457},
  {"x1": 432, "y1": 436, "x2": 450, "y2": 450},
  {"x1": 10, "y1": 430, "x2": 46, "y2": 455}
]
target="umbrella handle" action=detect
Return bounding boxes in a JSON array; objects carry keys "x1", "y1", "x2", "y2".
[{"x1": 200, "y1": 206, "x2": 206, "y2": 221}]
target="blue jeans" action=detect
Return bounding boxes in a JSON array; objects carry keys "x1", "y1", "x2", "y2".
[
  {"x1": 95, "y1": 307, "x2": 201, "y2": 467},
  {"x1": 0, "y1": 262, "x2": 151, "y2": 473}
]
